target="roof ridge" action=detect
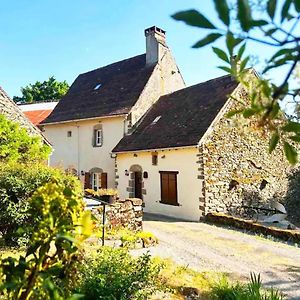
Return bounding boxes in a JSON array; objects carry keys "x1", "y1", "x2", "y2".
[{"x1": 160, "y1": 73, "x2": 234, "y2": 99}]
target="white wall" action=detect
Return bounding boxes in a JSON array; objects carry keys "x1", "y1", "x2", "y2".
[
  {"x1": 43, "y1": 116, "x2": 125, "y2": 188},
  {"x1": 116, "y1": 147, "x2": 201, "y2": 221}
]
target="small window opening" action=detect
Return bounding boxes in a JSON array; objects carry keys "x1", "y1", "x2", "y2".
[
  {"x1": 228, "y1": 179, "x2": 239, "y2": 191},
  {"x1": 151, "y1": 116, "x2": 161, "y2": 125},
  {"x1": 94, "y1": 83, "x2": 102, "y2": 90},
  {"x1": 67, "y1": 131, "x2": 72, "y2": 137},
  {"x1": 259, "y1": 179, "x2": 268, "y2": 190},
  {"x1": 152, "y1": 152, "x2": 158, "y2": 165}
]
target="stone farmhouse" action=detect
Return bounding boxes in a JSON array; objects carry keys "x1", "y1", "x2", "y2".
[{"x1": 42, "y1": 26, "x2": 289, "y2": 221}]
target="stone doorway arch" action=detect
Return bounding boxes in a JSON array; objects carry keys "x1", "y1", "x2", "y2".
[{"x1": 127, "y1": 165, "x2": 144, "y2": 199}]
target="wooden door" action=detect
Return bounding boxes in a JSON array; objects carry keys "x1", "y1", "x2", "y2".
[{"x1": 134, "y1": 172, "x2": 142, "y2": 199}]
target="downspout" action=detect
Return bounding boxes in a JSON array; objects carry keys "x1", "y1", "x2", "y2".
[{"x1": 77, "y1": 124, "x2": 80, "y2": 177}]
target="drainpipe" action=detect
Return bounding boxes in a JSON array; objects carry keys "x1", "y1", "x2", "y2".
[{"x1": 77, "y1": 124, "x2": 80, "y2": 177}]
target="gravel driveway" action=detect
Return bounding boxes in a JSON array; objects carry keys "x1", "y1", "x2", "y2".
[{"x1": 133, "y1": 213, "x2": 300, "y2": 299}]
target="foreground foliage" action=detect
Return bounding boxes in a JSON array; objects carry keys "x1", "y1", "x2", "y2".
[
  {"x1": 211, "y1": 273, "x2": 284, "y2": 300},
  {"x1": 77, "y1": 246, "x2": 163, "y2": 300},
  {"x1": 0, "y1": 115, "x2": 50, "y2": 164},
  {"x1": 173, "y1": 0, "x2": 300, "y2": 164},
  {"x1": 0, "y1": 163, "x2": 81, "y2": 246},
  {"x1": 0, "y1": 179, "x2": 92, "y2": 300}
]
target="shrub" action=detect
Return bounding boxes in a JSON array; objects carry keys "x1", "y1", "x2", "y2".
[
  {"x1": 0, "y1": 163, "x2": 82, "y2": 246},
  {"x1": 0, "y1": 179, "x2": 92, "y2": 300},
  {"x1": 211, "y1": 273, "x2": 285, "y2": 300},
  {"x1": 77, "y1": 246, "x2": 163, "y2": 299},
  {"x1": 0, "y1": 114, "x2": 50, "y2": 164}
]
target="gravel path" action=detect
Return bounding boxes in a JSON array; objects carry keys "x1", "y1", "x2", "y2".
[{"x1": 133, "y1": 214, "x2": 300, "y2": 300}]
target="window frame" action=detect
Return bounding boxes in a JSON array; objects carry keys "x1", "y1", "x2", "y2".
[
  {"x1": 159, "y1": 171, "x2": 179, "y2": 206},
  {"x1": 94, "y1": 128, "x2": 103, "y2": 147}
]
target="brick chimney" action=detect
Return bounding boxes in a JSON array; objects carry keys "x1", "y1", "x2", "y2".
[{"x1": 144, "y1": 26, "x2": 167, "y2": 66}]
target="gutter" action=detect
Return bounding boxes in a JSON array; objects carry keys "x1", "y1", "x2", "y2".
[
  {"x1": 112, "y1": 144, "x2": 198, "y2": 154},
  {"x1": 41, "y1": 113, "x2": 127, "y2": 126}
]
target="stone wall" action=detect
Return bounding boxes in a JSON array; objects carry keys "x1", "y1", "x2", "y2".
[
  {"x1": 202, "y1": 84, "x2": 292, "y2": 218},
  {"x1": 93, "y1": 198, "x2": 143, "y2": 231}
]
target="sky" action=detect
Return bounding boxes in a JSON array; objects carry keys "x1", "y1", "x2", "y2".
[{"x1": 0, "y1": 0, "x2": 285, "y2": 98}]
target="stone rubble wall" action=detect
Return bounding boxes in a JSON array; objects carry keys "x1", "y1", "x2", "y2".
[
  {"x1": 93, "y1": 198, "x2": 143, "y2": 231},
  {"x1": 202, "y1": 84, "x2": 292, "y2": 218}
]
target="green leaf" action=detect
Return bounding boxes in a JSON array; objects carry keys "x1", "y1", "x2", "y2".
[
  {"x1": 67, "y1": 295, "x2": 85, "y2": 300},
  {"x1": 226, "y1": 109, "x2": 243, "y2": 117},
  {"x1": 290, "y1": 134, "x2": 300, "y2": 142},
  {"x1": 269, "y1": 102, "x2": 280, "y2": 119},
  {"x1": 269, "y1": 131, "x2": 279, "y2": 153},
  {"x1": 214, "y1": 0, "x2": 230, "y2": 26},
  {"x1": 249, "y1": 19, "x2": 269, "y2": 26},
  {"x1": 265, "y1": 28, "x2": 277, "y2": 36},
  {"x1": 218, "y1": 66, "x2": 232, "y2": 73},
  {"x1": 243, "y1": 108, "x2": 257, "y2": 118},
  {"x1": 282, "y1": 121, "x2": 300, "y2": 132},
  {"x1": 267, "y1": 0, "x2": 277, "y2": 19},
  {"x1": 237, "y1": 0, "x2": 252, "y2": 31},
  {"x1": 284, "y1": 141, "x2": 298, "y2": 165},
  {"x1": 192, "y1": 33, "x2": 222, "y2": 48},
  {"x1": 269, "y1": 48, "x2": 294, "y2": 61},
  {"x1": 226, "y1": 32, "x2": 243, "y2": 56},
  {"x1": 172, "y1": 10, "x2": 216, "y2": 29},
  {"x1": 237, "y1": 43, "x2": 246, "y2": 59},
  {"x1": 293, "y1": 0, "x2": 300, "y2": 12},
  {"x1": 240, "y1": 56, "x2": 250, "y2": 71},
  {"x1": 213, "y1": 47, "x2": 229, "y2": 63},
  {"x1": 281, "y1": 0, "x2": 292, "y2": 22}
]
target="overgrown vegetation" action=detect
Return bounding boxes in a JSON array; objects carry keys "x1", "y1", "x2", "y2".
[
  {"x1": 76, "y1": 247, "x2": 163, "y2": 300},
  {"x1": 0, "y1": 115, "x2": 50, "y2": 164},
  {"x1": 0, "y1": 163, "x2": 81, "y2": 246},
  {"x1": 211, "y1": 273, "x2": 284, "y2": 300},
  {"x1": 0, "y1": 179, "x2": 92, "y2": 300}
]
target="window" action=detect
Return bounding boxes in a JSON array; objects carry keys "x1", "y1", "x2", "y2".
[
  {"x1": 93, "y1": 124, "x2": 103, "y2": 147},
  {"x1": 152, "y1": 152, "x2": 158, "y2": 165},
  {"x1": 95, "y1": 129, "x2": 102, "y2": 146},
  {"x1": 67, "y1": 131, "x2": 72, "y2": 137},
  {"x1": 94, "y1": 83, "x2": 102, "y2": 90},
  {"x1": 92, "y1": 173, "x2": 99, "y2": 191},
  {"x1": 159, "y1": 171, "x2": 178, "y2": 206},
  {"x1": 151, "y1": 116, "x2": 161, "y2": 125},
  {"x1": 86, "y1": 171, "x2": 107, "y2": 191}
]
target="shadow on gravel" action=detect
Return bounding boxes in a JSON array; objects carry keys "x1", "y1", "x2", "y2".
[{"x1": 143, "y1": 212, "x2": 197, "y2": 223}]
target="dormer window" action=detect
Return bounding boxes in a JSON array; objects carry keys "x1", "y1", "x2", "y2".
[
  {"x1": 93, "y1": 124, "x2": 103, "y2": 147},
  {"x1": 94, "y1": 83, "x2": 102, "y2": 90},
  {"x1": 151, "y1": 116, "x2": 161, "y2": 125}
]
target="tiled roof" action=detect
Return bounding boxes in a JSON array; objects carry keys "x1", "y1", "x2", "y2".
[
  {"x1": 113, "y1": 75, "x2": 239, "y2": 152},
  {"x1": 19, "y1": 101, "x2": 58, "y2": 125},
  {"x1": 42, "y1": 54, "x2": 155, "y2": 124},
  {"x1": 23, "y1": 110, "x2": 53, "y2": 125}
]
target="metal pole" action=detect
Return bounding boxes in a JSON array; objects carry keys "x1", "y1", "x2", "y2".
[{"x1": 102, "y1": 203, "x2": 106, "y2": 246}]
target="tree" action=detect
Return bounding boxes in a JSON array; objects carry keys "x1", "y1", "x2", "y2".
[
  {"x1": 172, "y1": 0, "x2": 300, "y2": 164},
  {"x1": 13, "y1": 76, "x2": 69, "y2": 103},
  {"x1": 0, "y1": 115, "x2": 51, "y2": 163}
]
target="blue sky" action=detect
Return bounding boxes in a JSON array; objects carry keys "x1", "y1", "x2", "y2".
[{"x1": 0, "y1": 0, "x2": 279, "y2": 98}]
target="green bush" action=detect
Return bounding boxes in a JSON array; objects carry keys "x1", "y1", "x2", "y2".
[
  {"x1": 77, "y1": 246, "x2": 163, "y2": 300},
  {"x1": 0, "y1": 114, "x2": 51, "y2": 164},
  {"x1": 211, "y1": 273, "x2": 284, "y2": 300},
  {"x1": 0, "y1": 179, "x2": 92, "y2": 300},
  {"x1": 0, "y1": 163, "x2": 82, "y2": 246}
]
